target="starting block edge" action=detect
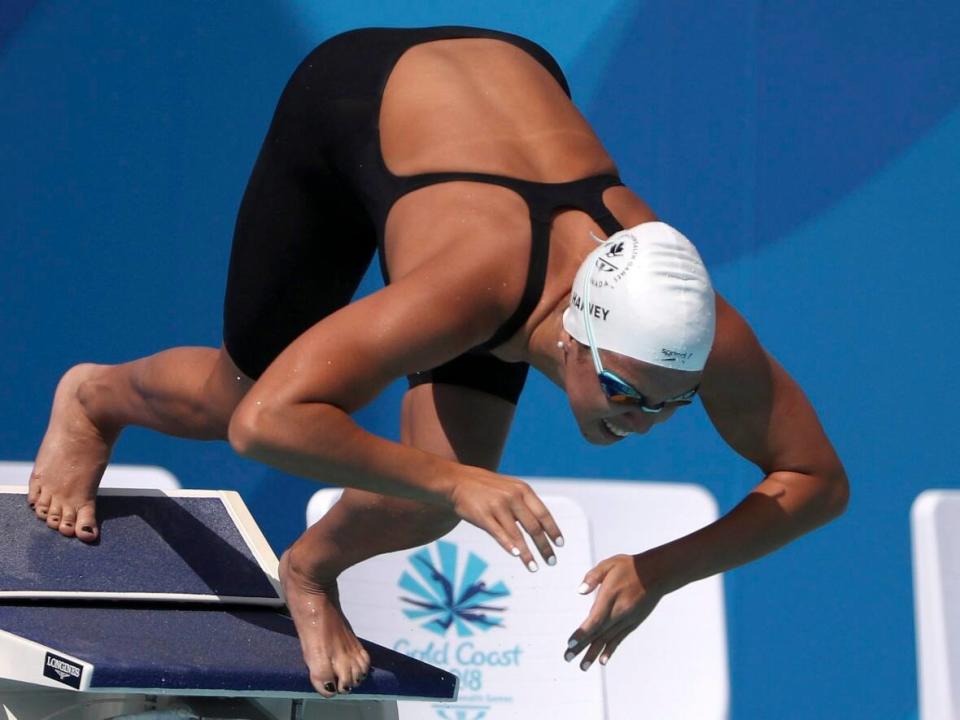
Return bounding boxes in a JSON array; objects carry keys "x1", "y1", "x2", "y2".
[
  {"x1": 217, "y1": 491, "x2": 281, "y2": 597},
  {"x1": 0, "y1": 627, "x2": 91, "y2": 692}
]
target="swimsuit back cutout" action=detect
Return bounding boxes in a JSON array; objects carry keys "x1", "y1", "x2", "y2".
[
  {"x1": 302, "y1": 27, "x2": 627, "y2": 349},
  {"x1": 386, "y1": 172, "x2": 626, "y2": 350}
]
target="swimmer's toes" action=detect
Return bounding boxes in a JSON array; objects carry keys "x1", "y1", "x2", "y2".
[
  {"x1": 34, "y1": 487, "x2": 52, "y2": 520},
  {"x1": 75, "y1": 503, "x2": 98, "y2": 542},
  {"x1": 57, "y1": 507, "x2": 78, "y2": 538},
  {"x1": 334, "y1": 653, "x2": 360, "y2": 694},
  {"x1": 27, "y1": 471, "x2": 41, "y2": 505},
  {"x1": 308, "y1": 661, "x2": 339, "y2": 699},
  {"x1": 344, "y1": 652, "x2": 369, "y2": 693},
  {"x1": 45, "y1": 500, "x2": 63, "y2": 530}
]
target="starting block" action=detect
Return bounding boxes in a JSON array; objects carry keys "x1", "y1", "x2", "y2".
[{"x1": 0, "y1": 487, "x2": 457, "y2": 719}]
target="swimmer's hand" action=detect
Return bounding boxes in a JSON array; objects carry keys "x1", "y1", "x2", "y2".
[
  {"x1": 448, "y1": 470, "x2": 563, "y2": 572},
  {"x1": 564, "y1": 553, "x2": 664, "y2": 670}
]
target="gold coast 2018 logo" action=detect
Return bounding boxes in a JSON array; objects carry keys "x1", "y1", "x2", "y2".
[
  {"x1": 394, "y1": 540, "x2": 523, "y2": 704},
  {"x1": 398, "y1": 540, "x2": 510, "y2": 637}
]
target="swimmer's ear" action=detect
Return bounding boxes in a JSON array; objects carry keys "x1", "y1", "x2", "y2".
[{"x1": 558, "y1": 329, "x2": 577, "y2": 355}]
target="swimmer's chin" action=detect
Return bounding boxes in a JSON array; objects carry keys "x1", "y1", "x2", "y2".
[{"x1": 580, "y1": 420, "x2": 626, "y2": 446}]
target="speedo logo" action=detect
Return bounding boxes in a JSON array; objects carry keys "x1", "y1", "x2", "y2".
[
  {"x1": 43, "y1": 653, "x2": 82, "y2": 689},
  {"x1": 660, "y1": 348, "x2": 693, "y2": 363}
]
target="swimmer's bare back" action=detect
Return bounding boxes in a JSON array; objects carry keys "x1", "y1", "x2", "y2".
[{"x1": 378, "y1": 38, "x2": 657, "y2": 361}]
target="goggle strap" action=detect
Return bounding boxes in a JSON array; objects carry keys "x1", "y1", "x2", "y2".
[{"x1": 582, "y1": 261, "x2": 605, "y2": 374}]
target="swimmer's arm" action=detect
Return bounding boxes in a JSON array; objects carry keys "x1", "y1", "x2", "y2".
[
  {"x1": 230, "y1": 254, "x2": 562, "y2": 564},
  {"x1": 230, "y1": 257, "x2": 505, "y2": 502},
  {"x1": 640, "y1": 295, "x2": 849, "y2": 595}
]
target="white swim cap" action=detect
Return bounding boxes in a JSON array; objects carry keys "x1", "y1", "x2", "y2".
[{"x1": 562, "y1": 222, "x2": 716, "y2": 370}]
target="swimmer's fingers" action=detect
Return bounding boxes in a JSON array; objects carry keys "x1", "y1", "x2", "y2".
[
  {"x1": 597, "y1": 627, "x2": 632, "y2": 667},
  {"x1": 492, "y1": 507, "x2": 539, "y2": 572},
  {"x1": 564, "y1": 554, "x2": 663, "y2": 667},
  {"x1": 578, "y1": 620, "x2": 633, "y2": 671},
  {"x1": 565, "y1": 579, "x2": 616, "y2": 661},
  {"x1": 450, "y1": 473, "x2": 558, "y2": 572},
  {"x1": 514, "y1": 487, "x2": 564, "y2": 556},
  {"x1": 510, "y1": 500, "x2": 557, "y2": 567},
  {"x1": 463, "y1": 502, "x2": 535, "y2": 569}
]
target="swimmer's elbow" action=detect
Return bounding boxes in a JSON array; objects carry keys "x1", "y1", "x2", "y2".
[
  {"x1": 226, "y1": 399, "x2": 299, "y2": 460},
  {"x1": 820, "y1": 464, "x2": 850, "y2": 522},
  {"x1": 227, "y1": 403, "x2": 270, "y2": 459},
  {"x1": 228, "y1": 398, "x2": 349, "y2": 462}
]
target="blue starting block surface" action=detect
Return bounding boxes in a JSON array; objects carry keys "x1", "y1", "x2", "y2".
[
  {"x1": 0, "y1": 603, "x2": 455, "y2": 699},
  {"x1": 0, "y1": 489, "x2": 280, "y2": 603},
  {"x1": 0, "y1": 488, "x2": 458, "y2": 701}
]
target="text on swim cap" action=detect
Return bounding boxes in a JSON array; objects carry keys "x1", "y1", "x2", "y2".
[
  {"x1": 570, "y1": 292, "x2": 610, "y2": 321},
  {"x1": 660, "y1": 348, "x2": 693, "y2": 363}
]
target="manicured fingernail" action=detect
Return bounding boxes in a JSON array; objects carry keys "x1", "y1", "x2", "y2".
[
  {"x1": 546, "y1": 555, "x2": 557, "y2": 566},
  {"x1": 324, "y1": 682, "x2": 336, "y2": 693},
  {"x1": 527, "y1": 560, "x2": 539, "y2": 572},
  {"x1": 555, "y1": 536, "x2": 565, "y2": 547},
  {"x1": 577, "y1": 582, "x2": 590, "y2": 594},
  {"x1": 510, "y1": 547, "x2": 521, "y2": 557},
  {"x1": 581, "y1": 659, "x2": 593, "y2": 671},
  {"x1": 599, "y1": 656, "x2": 609, "y2": 666},
  {"x1": 567, "y1": 639, "x2": 578, "y2": 649},
  {"x1": 564, "y1": 651, "x2": 575, "y2": 662}
]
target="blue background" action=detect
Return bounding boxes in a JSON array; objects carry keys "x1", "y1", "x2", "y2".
[{"x1": 2, "y1": 2, "x2": 958, "y2": 717}]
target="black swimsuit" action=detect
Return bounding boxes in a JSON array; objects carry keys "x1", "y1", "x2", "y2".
[{"x1": 223, "y1": 26, "x2": 625, "y2": 403}]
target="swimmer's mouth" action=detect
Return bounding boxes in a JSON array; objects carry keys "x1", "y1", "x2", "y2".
[{"x1": 600, "y1": 418, "x2": 631, "y2": 440}]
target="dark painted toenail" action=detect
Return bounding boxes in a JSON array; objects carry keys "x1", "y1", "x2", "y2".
[
  {"x1": 63, "y1": 522, "x2": 73, "y2": 527},
  {"x1": 323, "y1": 682, "x2": 336, "y2": 693},
  {"x1": 343, "y1": 686, "x2": 352, "y2": 693},
  {"x1": 81, "y1": 526, "x2": 93, "y2": 532}
]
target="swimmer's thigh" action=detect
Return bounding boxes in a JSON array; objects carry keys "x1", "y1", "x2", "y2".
[
  {"x1": 405, "y1": 354, "x2": 527, "y2": 469},
  {"x1": 312, "y1": 383, "x2": 518, "y2": 555},
  {"x1": 402, "y1": 370, "x2": 524, "y2": 471},
  {"x1": 327, "y1": 381, "x2": 517, "y2": 539},
  {"x1": 222, "y1": 83, "x2": 376, "y2": 380}
]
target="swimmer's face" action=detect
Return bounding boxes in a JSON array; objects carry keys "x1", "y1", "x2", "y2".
[{"x1": 564, "y1": 342, "x2": 703, "y2": 445}]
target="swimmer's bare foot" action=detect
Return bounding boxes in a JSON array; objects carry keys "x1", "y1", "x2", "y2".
[
  {"x1": 29, "y1": 364, "x2": 120, "y2": 542},
  {"x1": 279, "y1": 548, "x2": 371, "y2": 698}
]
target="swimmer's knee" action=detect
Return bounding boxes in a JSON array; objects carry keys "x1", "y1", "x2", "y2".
[
  {"x1": 389, "y1": 500, "x2": 461, "y2": 542},
  {"x1": 427, "y1": 511, "x2": 461, "y2": 539}
]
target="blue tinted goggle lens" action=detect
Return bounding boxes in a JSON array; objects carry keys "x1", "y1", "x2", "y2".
[{"x1": 598, "y1": 371, "x2": 698, "y2": 412}]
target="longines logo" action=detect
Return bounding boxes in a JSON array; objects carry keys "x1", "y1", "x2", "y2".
[
  {"x1": 398, "y1": 541, "x2": 510, "y2": 637},
  {"x1": 43, "y1": 652, "x2": 82, "y2": 689}
]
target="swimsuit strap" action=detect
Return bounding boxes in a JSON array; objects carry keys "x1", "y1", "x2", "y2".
[{"x1": 390, "y1": 171, "x2": 625, "y2": 350}]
